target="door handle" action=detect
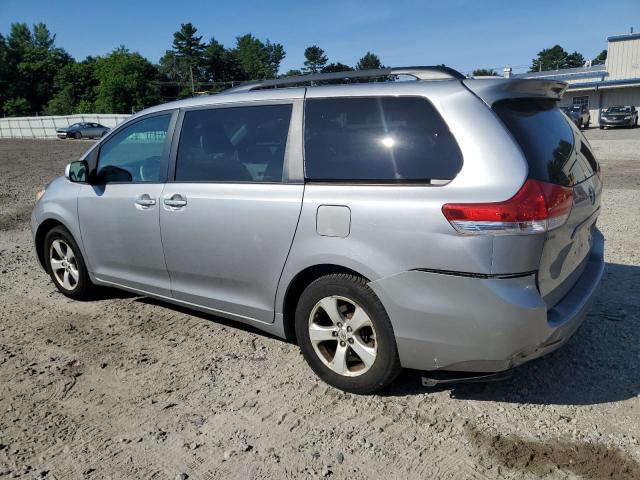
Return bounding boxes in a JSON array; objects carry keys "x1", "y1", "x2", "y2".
[
  {"x1": 164, "y1": 194, "x2": 187, "y2": 208},
  {"x1": 135, "y1": 194, "x2": 156, "y2": 207}
]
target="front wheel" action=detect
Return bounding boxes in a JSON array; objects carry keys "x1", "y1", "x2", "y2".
[
  {"x1": 44, "y1": 226, "x2": 94, "y2": 299},
  {"x1": 295, "y1": 273, "x2": 402, "y2": 394},
  {"x1": 73, "y1": 131, "x2": 82, "y2": 139}
]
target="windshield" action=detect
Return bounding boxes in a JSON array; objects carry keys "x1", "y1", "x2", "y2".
[{"x1": 606, "y1": 106, "x2": 631, "y2": 113}]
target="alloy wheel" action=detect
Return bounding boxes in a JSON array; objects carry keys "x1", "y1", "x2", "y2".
[
  {"x1": 308, "y1": 295, "x2": 378, "y2": 377},
  {"x1": 49, "y1": 239, "x2": 79, "y2": 291}
]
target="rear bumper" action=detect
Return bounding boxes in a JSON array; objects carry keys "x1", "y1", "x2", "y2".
[{"x1": 369, "y1": 229, "x2": 605, "y2": 372}]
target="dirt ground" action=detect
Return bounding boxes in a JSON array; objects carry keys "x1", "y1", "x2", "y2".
[{"x1": 0, "y1": 129, "x2": 639, "y2": 480}]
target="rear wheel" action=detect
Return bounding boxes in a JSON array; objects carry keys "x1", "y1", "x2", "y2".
[
  {"x1": 44, "y1": 226, "x2": 93, "y2": 299},
  {"x1": 295, "y1": 273, "x2": 402, "y2": 394}
]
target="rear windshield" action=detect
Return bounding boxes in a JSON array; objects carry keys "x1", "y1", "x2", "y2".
[
  {"x1": 304, "y1": 97, "x2": 463, "y2": 182},
  {"x1": 493, "y1": 98, "x2": 597, "y2": 187}
]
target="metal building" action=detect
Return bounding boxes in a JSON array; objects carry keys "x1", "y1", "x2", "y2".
[{"x1": 506, "y1": 30, "x2": 640, "y2": 126}]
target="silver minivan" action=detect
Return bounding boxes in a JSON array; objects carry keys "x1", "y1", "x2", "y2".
[{"x1": 31, "y1": 67, "x2": 604, "y2": 393}]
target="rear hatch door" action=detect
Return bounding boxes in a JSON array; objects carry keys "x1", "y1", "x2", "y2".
[{"x1": 493, "y1": 98, "x2": 602, "y2": 309}]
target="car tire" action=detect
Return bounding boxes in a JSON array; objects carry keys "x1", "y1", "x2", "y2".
[
  {"x1": 295, "y1": 273, "x2": 402, "y2": 394},
  {"x1": 73, "y1": 131, "x2": 82, "y2": 140},
  {"x1": 44, "y1": 226, "x2": 93, "y2": 300},
  {"x1": 599, "y1": 126, "x2": 604, "y2": 130}
]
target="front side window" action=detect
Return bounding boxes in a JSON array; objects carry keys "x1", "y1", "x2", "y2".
[
  {"x1": 175, "y1": 104, "x2": 292, "y2": 182},
  {"x1": 303, "y1": 97, "x2": 463, "y2": 182},
  {"x1": 96, "y1": 114, "x2": 171, "y2": 183}
]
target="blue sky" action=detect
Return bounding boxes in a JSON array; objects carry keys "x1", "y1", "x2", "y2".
[{"x1": 0, "y1": 0, "x2": 637, "y2": 74}]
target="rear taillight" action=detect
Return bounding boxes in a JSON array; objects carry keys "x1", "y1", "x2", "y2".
[{"x1": 442, "y1": 179, "x2": 573, "y2": 235}]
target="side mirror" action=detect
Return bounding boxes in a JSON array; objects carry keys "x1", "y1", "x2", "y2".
[{"x1": 65, "y1": 160, "x2": 88, "y2": 183}]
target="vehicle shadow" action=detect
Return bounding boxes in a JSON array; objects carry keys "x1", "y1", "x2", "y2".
[
  {"x1": 384, "y1": 262, "x2": 640, "y2": 406},
  {"x1": 90, "y1": 262, "x2": 639, "y2": 405},
  {"x1": 135, "y1": 296, "x2": 284, "y2": 341}
]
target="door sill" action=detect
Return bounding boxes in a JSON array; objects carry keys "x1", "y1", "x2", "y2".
[{"x1": 93, "y1": 277, "x2": 274, "y2": 326}]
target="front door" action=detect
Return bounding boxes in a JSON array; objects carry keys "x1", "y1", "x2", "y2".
[
  {"x1": 160, "y1": 102, "x2": 303, "y2": 323},
  {"x1": 78, "y1": 112, "x2": 176, "y2": 296}
]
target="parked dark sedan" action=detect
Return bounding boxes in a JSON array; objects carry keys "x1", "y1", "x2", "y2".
[
  {"x1": 599, "y1": 105, "x2": 638, "y2": 129},
  {"x1": 56, "y1": 122, "x2": 110, "y2": 139},
  {"x1": 560, "y1": 105, "x2": 590, "y2": 129}
]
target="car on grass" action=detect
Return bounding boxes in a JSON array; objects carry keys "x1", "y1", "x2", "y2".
[
  {"x1": 599, "y1": 105, "x2": 638, "y2": 129},
  {"x1": 56, "y1": 122, "x2": 110, "y2": 139},
  {"x1": 32, "y1": 67, "x2": 604, "y2": 394},
  {"x1": 561, "y1": 104, "x2": 590, "y2": 129}
]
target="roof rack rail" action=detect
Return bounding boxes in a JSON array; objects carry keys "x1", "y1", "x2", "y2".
[{"x1": 224, "y1": 66, "x2": 465, "y2": 93}]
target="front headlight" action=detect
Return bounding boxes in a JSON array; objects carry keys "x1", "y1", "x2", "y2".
[
  {"x1": 624, "y1": 115, "x2": 632, "y2": 120},
  {"x1": 35, "y1": 180, "x2": 53, "y2": 202}
]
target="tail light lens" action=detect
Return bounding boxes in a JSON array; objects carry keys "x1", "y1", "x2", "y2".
[{"x1": 442, "y1": 179, "x2": 573, "y2": 235}]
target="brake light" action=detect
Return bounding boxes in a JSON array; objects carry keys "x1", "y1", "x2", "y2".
[{"x1": 442, "y1": 179, "x2": 573, "y2": 235}]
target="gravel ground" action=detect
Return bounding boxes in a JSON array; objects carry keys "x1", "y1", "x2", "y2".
[{"x1": 0, "y1": 130, "x2": 639, "y2": 480}]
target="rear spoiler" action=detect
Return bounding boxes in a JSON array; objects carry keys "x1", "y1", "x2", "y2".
[{"x1": 463, "y1": 78, "x2": 568, "y2": 106}]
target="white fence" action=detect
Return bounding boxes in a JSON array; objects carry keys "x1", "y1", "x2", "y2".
[{"x1": 0, "y1": 114, "x2": 131, "y2": 139}]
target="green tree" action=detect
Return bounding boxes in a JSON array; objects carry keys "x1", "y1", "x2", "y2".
[
  {"x1": 0, "y1": 34, "x2": 8, "y2": 111},
  {"x1": 159, "y1": 23, "x2": 206, "y2": 96},
  {"x1": 593, "y1": 49, "x2": 607, "y2": 65},
  {"x1": 356, "y1": 52, "x2": 383, "y2": 70},
  {"x1": 93, "y1": 47, "x2": 160, "y2": 113},
  {"x1": 472, "y1": 68, "x2": 498, "y2": 76},
  {"x1": 204, "y1": 37, "x2": 243, "y2": 83},
  {"x1": 317, "y1": 63, "x2": 354, "y2": 84},
  {"x1": 234, "y1": 34, "x2": 285, "y2": 79},
  {"x1": 321, "y1": 62, "x2": 354, "y2": 73},
  {"x1": 3, "y1": 23, "x2": 72, "y2": 114},
  {"x1": 530, "y1": 45, "x2": 585, "y2": 72},
  {"x1": 3, "y1": 97, "x2": 31, "y2": 116},
  {"x1": 303, "y1": 45, "x2": 328, "y2": 73},
  {"x1": 46, "y1": 58, "x2": 98, "y2": 115},
  {"x1": 281, "y1": 69, "x2": 302, "y2": 77}
]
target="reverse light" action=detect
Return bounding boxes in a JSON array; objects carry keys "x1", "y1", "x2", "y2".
[
  {"x1": 442, "y1": 179, "x2": 573, "y2": 235},
  {"x1": 35, "y1": 189, "x2": 45, "y2": 202}
]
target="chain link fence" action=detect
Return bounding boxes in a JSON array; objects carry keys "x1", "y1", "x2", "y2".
[{"x1": 0, "y1": 114, "x2": 131, "y2": 139}]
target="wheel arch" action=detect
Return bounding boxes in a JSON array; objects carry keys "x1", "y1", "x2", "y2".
[
  {"x1": 34, "y1": 218, "x2": 68, "y2": 270},
  {"x1": 280, "y1": 263, "x2": 371, "y2": 343}
]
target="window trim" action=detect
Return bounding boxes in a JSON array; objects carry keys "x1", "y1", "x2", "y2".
[
  {"x1": 167, "y1": 99, "x2": 303, "y2": 185},
  {"x1": 301, "y1": 95, "x2": 462, "y2": 185},
  {"x1": 89, "y1": 110, "x2": 178, "y2": 185}
]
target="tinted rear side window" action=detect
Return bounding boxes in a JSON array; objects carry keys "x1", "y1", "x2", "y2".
[
  {"x1": 304, "y1": 97, "x2": 462, "y2": 182},
  {"x1": 493, "y1": 98, "x2": 597, "y2": 186},
  {"x1": 176, "y1": 104, "x2": 292, "y2": 183}
]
